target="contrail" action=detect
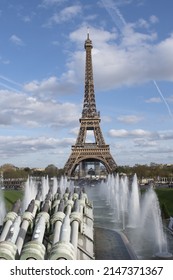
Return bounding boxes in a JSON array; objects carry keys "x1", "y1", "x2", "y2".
[
  {"x1": 0, "y1": 74, "x2": 23, "y2": 93},
  {"x1": 101, "y1": 0, "x2": 173, "y2": 119},
  {"x1": 153, "y1": 80, "x2": 173, "y2": 118},
  {"x1": 101, "y1": 0, "x2": 126, "y2": 32},
  {"x1": 0, "y1": 74, "x2": 22, "y2": 87},
  {"x1": 0, "y1": 81, "x2": 22, "y2": 93}
]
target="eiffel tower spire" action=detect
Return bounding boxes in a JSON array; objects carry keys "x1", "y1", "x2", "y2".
[
  {"x1": 82, "y1": 29, "x2": 98, "y2": 118},
  {"x1": 64, "y1": 32, "x2": 117, "y2": 177}
]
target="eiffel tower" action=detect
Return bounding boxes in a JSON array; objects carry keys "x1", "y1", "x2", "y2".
[{"x1": 64, "y1": 32, "x2": 117, "y2": 177}]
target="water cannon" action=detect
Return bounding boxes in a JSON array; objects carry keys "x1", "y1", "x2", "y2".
[
  {"x1": 52, "y1": 193, "x2": 62, "y2": 212},
  {"x1": 35, "y1": 189, "x2": 42, "y2": 201},
  {"x1": 15, "y1": 200, "x2": 35, "y2": 256},
  {"x1": 63, "y1": 187, "x2": 69, "y2": 201},
  {"x1": 65, "y1": 195, "x2": 74, "y2": 215},
  {"x1": 0, "y1": 215, "x2": 21, "y2": 260},
  {"x1": 49, "y1": 214, "x2": 75, "y2": 260},
  {"x1": 57, "y1": 187, "x2": 61, "y2": 194},
  {"x1": 0, "y1": 199, "x2": 21, "y2": 242},
  {"x1": 50, "y1": 199, "x2": 65, "y2": 245},
  {"x1": 70, "y1": 199, "x2": 82, "y2": 256},
  {"x1": 20, "y1": 199, "x2": 50, "y2": 260},
  {"x1": 73, "y1": 187, "x2": 79, "y2": 200}
]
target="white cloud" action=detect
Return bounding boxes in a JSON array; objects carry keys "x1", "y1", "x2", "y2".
[
  {"x1": 0, "y1": 89, "x2": 80, "y2": 128},
  {"x1": 0, "y1": 58, "x2": 10, "y2": 65},
  {"x1": 24, "y1": 76, "x2": 59, "y2": 94},
  {"x1": 23, "y1": 75, "x2": 77, "y2": 97},
  {"x1": 22, "y1": 15, "x2": 32, "y2": 22},
  {"x1": 159, "y1": 131, "x2": 173, "y2": 140},
  {"x1": 41, "y1": 0, "x2": 66, "y2": 6},
  {"x1": 9, "y1": 34, "x2": 24, "y2": 46},
  {"x1": 102, "y1": 115, "x2": 112, "y2": 123},
  {"x1": 145, "y1": 97, "x2": 162, "y2": 103},
  {"x1": 137, "y1": 18, "x2": 150, "y2": 29},
  {"x1": 134, "y1": 138, "x2": 157, "y2": 147},
  {"x1": 167, "y1": 96, "x2": 173, "y2": 103},
  {"x1": 0, "y1": 135, "x2": 75, "y2": 160},
  {"x1": 117, "y1": 115, "x2": 143, "y2": 124},
  {"x1": 128, "y1": 15, "x2": 158, "y2": 30},
  {"x1": 149, "y1": 15, "x2": 159, "y2": 24},
  {"x1": 0, "y1": 87, "x2": 171, "y2": 168},
  {"x1": 108, "y1": 129, "x2": 173, "y2": 144},
  {"x1": 109, "y1": 129, "x2": 173, "y2": 166},
  {"x1": 108, "y1": 128, "x2": 158, "y2": 138},
  {"x1": 69, "y1": 127, "x2": 79, "y2": 135},
  {"x1": 109, "y1": 0, "x2": 143, "y2": 7},
  {"x1": 47, "y1": 5, "x2": 82, "y2": 25},
  {"x1": 70, "y1": 26, "x2": 117, "y2": 46}
]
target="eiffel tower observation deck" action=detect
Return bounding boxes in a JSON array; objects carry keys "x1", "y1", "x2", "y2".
[{"x1": 64, "y1": 32, "x2": 117, "y2": 178}]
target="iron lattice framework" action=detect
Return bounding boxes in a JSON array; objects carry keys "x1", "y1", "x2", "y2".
[{"x1": 64, "y1": 32, "x2": 117, "y2": 177}]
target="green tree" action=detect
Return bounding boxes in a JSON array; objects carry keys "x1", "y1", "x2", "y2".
[{"x1": 45, "y1": 164, "x2": 58, "y2": 178}]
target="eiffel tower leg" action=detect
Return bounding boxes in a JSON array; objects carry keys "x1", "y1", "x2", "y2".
[
  {"x1": 84, "y1": 162, "x2": 87, "y2": 177},
  {"x1": 79, "y1": 162, "x2": 82, "y2": 178},
  {"x1": 95, "y1": 162, "x2": 100, "y2": 176}
]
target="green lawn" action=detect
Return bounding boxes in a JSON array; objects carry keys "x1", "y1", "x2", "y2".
[
  {"x1": 2, "y1": 190, "x2": 23, "y2": 211},
  {"x1": 155, "y1": 188, "x2": 173, "y2": 217}
]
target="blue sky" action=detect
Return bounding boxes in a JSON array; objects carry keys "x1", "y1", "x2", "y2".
[{"x1": 0, "y1": 0, "x2": 173, "y2": 168}]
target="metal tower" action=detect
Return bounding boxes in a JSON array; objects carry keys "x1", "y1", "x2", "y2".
[{"x1": 64, "y1": 32, "x2": 117, "y2": 177}]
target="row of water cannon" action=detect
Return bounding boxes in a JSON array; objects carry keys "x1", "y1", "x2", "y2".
[{"x1": 0, "y1": 179, "x2": 94, "y2": 260}]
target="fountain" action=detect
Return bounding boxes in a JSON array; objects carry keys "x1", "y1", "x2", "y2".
[
  {"x1": 22, "y1": 177, "x2": 38, "y2": 212},
  {"x1": 141, "y1": 187, "x2": 172, "y2": 258},
  {"x1": 128, "y1": 174, "x2": 140, "y2": 227},
  {"x1": 87, "y1": 173, "x2": 173, "y2": 259},
  {"x1": 0, "y1": 172, "x2": 6, "y2": 226},
  {"x1": 0, "y1": 186, "x2": 6, "y2": 226},
  {"x1": 59, "y1": 176, "x2": 67, "y2": 194},
  {"x1": 41, "y1": 176, "x2": 50, "y2": 201},
  {"x1": 52, "y1": 177, "x2": 58, "y2": 196},
  {"x1": 119, "y1": 176, "x2": 129, "y2": 230}
]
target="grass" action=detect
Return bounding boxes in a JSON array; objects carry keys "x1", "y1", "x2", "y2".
[
  {"x1": 155, "y1": 188, "x2": 173, "y2": 217},
  {"x1": 2, "y1": 190, "x2": 23, "y2": 211}
]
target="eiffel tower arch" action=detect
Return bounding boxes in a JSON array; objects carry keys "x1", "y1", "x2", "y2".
[{"x1": 64, "y1": 32, "x2": 117, "y2": 178}]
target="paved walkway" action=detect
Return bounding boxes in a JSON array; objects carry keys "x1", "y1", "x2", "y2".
[{"x1": 94, "y1": 227, "x2": 138, "y2": 260}]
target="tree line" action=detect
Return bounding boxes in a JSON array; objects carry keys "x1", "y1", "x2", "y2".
[
  {"x1": 117, "y1": 163, "x2": 173, "y2": 180},
  {"x1": 0, "y1": 164, "x2": 65, "y2": 179},
  {"x1": 0, "y1": 163, "x2": 173, "y2": 181}
]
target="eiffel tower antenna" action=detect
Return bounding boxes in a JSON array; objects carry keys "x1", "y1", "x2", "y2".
[
  {"x1": 87, "y1": 26, "x2": 89, "y2": 37},
  {"x1": 64, "y1": 32, "x2": 117, "y2": 178}
]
